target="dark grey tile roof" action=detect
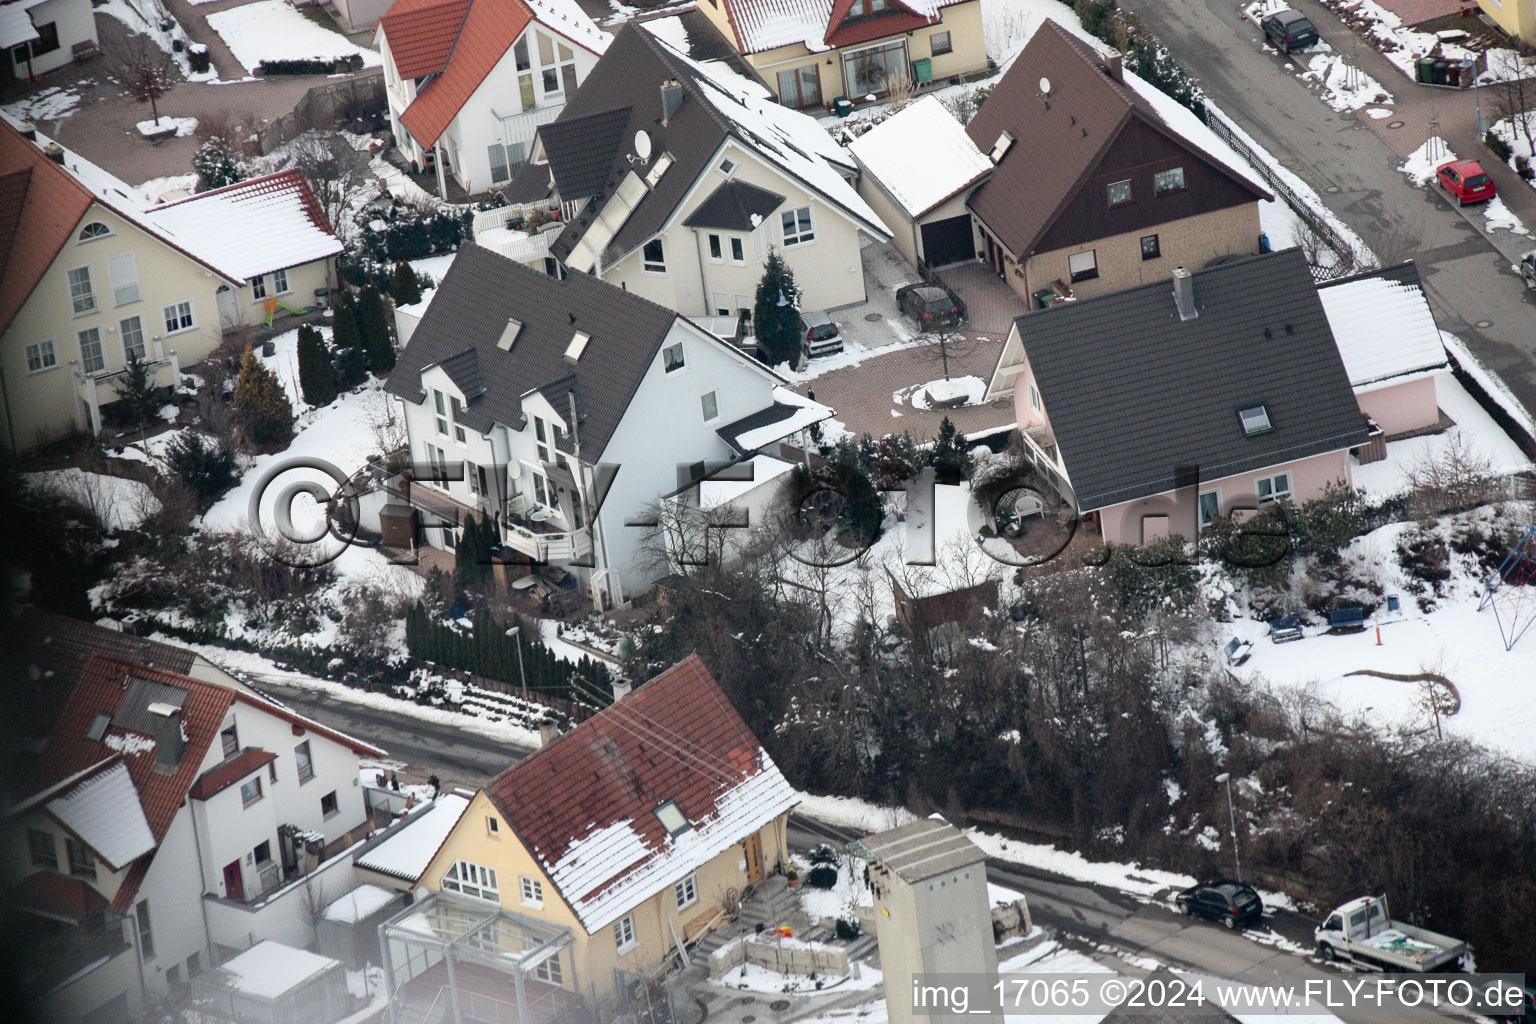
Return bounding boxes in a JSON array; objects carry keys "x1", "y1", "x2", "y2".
[
  {"x1": 682, "y1": 179, "x2": 785, "y2": 231},
  {"x1": 539, "y1": 106, "x2": 634, "y2": 200},
  {"x1": 384, "y1": 245, "x2": 680, "y2": 461},
  {"x1": 435, "y1": 348, "x2": 484, "y2": 399},
  {"x1": 1017, "y1": 249, "x2": 1369, "y2": 512},
  {"x1": 716, "y1": 400, "x2": 802, "y2": 453}
]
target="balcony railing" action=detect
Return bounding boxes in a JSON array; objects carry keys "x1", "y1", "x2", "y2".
[{"x1": 503, "y1": 517, "x2": 592, "y2": 562}]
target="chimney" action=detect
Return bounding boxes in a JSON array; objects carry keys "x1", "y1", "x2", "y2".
[
  {"x1": 43, "y1": 142, "x2": 65, "y2": 165},
  {"x1": 660, "y1": 79, "x2": 684, "y2": 124},
  {"x1": 147, "y1": 703, "x2": 185, "y2": 767},
  {"x1": 1172, "y1": 266, "x2": 1197, "y2": 321},
  {"x1": 1104, "y1": 50, "x2": 1123, "y2": 83},
  {"x1": 538, "y1": 715, "x2": 562, "y2": 748},
  {"x1": 18, "y1": 121, "x2": 36, "y2": 141},
  {"x1": 612, "y1": 678, "x2": 632, "y2": 703}
]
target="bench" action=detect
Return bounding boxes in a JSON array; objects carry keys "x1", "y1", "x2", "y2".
[
  {"x1": 71, "y1": 40, "x2": 99, "y2": 63},
  {"x1": 1222, "y1": 637, "x2": 1253, "y2": 667},
  {"x1": 1329, "y1": 606, "x2": 1366, "y2": 633},
  {"x1": 1267, "y1": 614, "x2": 1303, "y2": 643}
]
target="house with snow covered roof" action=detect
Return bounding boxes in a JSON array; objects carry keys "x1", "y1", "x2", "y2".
[
  {"x1": 374, "y1": 0, "x2": 608, "y2": 197},
  {"x1": 386, "y1": 654, "x2": 797, "y2": 1014},
  {"x1": 383, "y1": 244, "x2": 832, "y2": 608},
  {"x1": 964, "y1": 20, "x2": 1270, "y2": 308},
  {"x1": 4, "y1": 649, "x2": 383, "y2": 1024},
  {"x1": 694, "y1": 0, "x2": 987, "y2": 109},
  {"x1": 500, "y1": 23, "x2": 890, "y2": 318},
  {"x1": 2, "y1": 0, "x2": 97, "y2": 81},
  {"x1": 0, "y1": 118, "x2": 342, "y2": 449}
]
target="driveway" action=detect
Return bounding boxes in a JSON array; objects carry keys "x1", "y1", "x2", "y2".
[{"x1": 1121, "y1": 0, "x2": 1536, "y2": 427}]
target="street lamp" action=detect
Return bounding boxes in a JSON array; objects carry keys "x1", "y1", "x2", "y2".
[
  {"x1": 1215, "y1": 772, "x2": 1241, "y2": 883},
  {"x1": 504, "y1": 625, "x2": 528, "y2": 695}
]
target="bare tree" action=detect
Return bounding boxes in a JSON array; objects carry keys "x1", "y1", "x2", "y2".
[
  {"x1": 1487, "y1": 49, "x2": 1536, "y2": 155},
  {"x1": 359, "y1": 390, "x2": 408, "y2": 461},
  {"x1": 1403, "y1": 431, "x2": 1502, "y2": 519},
  {"x1": 116, "y1": 36, "x2": 177, "y2": 127},
  {"x1": 299, "y1": 873, "x2": 331, "y2": 945},
  {"x1": 290, "y1": 134, "x2": 370, "y2": 238}
]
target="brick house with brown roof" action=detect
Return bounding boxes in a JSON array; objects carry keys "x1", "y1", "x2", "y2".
[
  {"x1": 402, "y1": 654, "x2": 798, "y2": 1008},
  {"x1": 5, "y1": 646, "x2": 383, "y2": 1023}
]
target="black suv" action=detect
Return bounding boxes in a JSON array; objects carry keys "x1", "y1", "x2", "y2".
[
  {"x1": 1261, "y1": 10, "x2": 1319, "y2": 54},
  {"x1": 1175, "y1": 880, "x2": 1263, "y2": 929},
  {"x1": 896, "y1": 282, "x2": 966, "y2": 328}
]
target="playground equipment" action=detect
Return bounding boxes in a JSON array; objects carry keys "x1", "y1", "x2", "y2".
[
  {"x1": 1477, "y1": 525, "x2": 1536, "y2": 652},
  {"x1": 262, "y1": 296, "x2": 310, "y2": 329}
]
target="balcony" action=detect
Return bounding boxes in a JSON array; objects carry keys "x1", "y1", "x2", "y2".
[
  {"x1": 503, "y1": 509, "x2": 592, "y2": 562},
  {"x1": 473, "y1": 201, "x2": 565, "y2": 267}
]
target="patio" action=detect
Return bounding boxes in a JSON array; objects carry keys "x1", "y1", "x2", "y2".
[{"x1": 936, "y1": 261, "x2": 1029, "y2": 336}]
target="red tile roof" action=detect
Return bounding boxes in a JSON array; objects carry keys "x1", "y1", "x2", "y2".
[
  {"x1": 188, "y1": 748, "x2": 277, "y2": 801},
  {"x1": 0, "y1": 120, "x2": 94, "y2": 336},
  {"x1": 483, "y1": 654, "x2": 797, "y2": 930},
  {"x1": 377, "y1": 0, "x2": 473, "y2": 78},
  {"x1": 17, "y1": 872, "x2": 109, "y2": 918},
  {"x1": 823, "y1": 0, "x2": 933, "y2": 48},
  {"x1": 397, "y1": 0, "x2": 535, "y2": 149}
]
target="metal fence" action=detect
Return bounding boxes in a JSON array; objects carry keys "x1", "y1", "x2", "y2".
[
  {"x1": 1203, "y1": 107, "x2": 1358, "y2": 280},
  {"x1": 256, "y1": 71, "x2": 388, "y2": 154}
]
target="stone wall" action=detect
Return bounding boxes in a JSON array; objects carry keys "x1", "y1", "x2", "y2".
[{"x1": 707, "y1": 936, "x2": 850, "y2": 980}]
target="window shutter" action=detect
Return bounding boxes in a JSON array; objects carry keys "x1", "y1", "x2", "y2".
[{"x1": 108, "y1": 253, "x2": 140, "y2": 306}]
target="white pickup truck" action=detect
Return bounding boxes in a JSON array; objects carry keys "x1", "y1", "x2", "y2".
[{"x1": 1314, "y1": 895, "x2": 1467, "y2": 972}]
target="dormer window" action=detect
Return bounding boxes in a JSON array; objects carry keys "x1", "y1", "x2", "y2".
[
  {"x1": 655, "y1": 800, "x2": 690, "y2": 837},
  {"x1": 850, "y1": 0, "x2": 887, "y2": 16},
  {"x1": 990, "y1": 131, "x2": 1014, "y2": 163},
  {"x1": 1238, "y1": 404, "x2": 1272, "y2": 436}
]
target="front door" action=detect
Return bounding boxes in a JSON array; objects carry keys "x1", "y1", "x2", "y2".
[
  {"x1": 223, "y1": 860, "x2": 244, "y2": 902},
  {"x1": 743, "y1": 833, "x2": 764, "y2": 883},
  {"x1": 216, "y1": 285, "x2": 240, "y2": 331}
]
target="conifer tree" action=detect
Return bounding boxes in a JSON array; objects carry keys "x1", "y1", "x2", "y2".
[
  {"x1": 752, "y1": 248, "x2": 803, "y2": 368},
  {"x1": 358, "y1": 285, "x2": 396, "y2": 375},
  {"x1": 392, "y1": 262, "x2": 423, "y2": 306},
  {"x1": 296, "y1": 324, "x2": 337, "y2": 408},
  {"x1": 331, "y1": 293, "x2": 367, "y2": 390},
  {"x1": 928, "y1": 416, "x2": 973, "y2": 484},
  {"x1": 233, "y1": 346, "x2": 295, "y2": 447},
  {"x1": 113, "y1": 352, "x2": 162, "y2": 441}
]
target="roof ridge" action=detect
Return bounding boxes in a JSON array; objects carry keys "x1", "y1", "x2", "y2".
[{"x1": 632, "y1": 25, "x2": 735, "y2": 139}]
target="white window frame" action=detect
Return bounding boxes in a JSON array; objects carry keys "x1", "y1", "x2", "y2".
[
  {"x1": 442, "y1": 859, "x2": 500, "y2": 903},
  {"x1": 717, "y1": 157, "x2": 738, "y2": 178},
  {"x1": 252, "y1": 274, "x2": 268, "y2": 301},
  {"x1": 68, "y1": 266, "x2": 96, "y2": 316},
  {"x1": 107, "y1": 253, "x2": 140, "y2": 307},
  {"x1": 533, "y1": 954, "x2": 562, "y2": 985},
  {"x1": 712, "y1": 291, "x2": 731, "y2": 316},
  {"x1": 487, "y1": 815, "x2": 500, "y2": 836},
  {"x1": 163, "y1": 301, "x2": 195, "y2": 335},
  {"x1": 25, "y1": 339, "x2": 58, "y2": 374},
  {"x1": 77, "y1": 327, "x2": 105, "y2": 375},
  {"x1": 642, "y1": 238, "x2": 667, "y2": 275},
  {"x1": 781, "y1": 205, "x2": 814, "y2": 247},
  {"x1": 1255, "y1": 473, "x2": 1292, "y2": 506},
  {"x1": 120, "y1": 316, "x2": 146, "y2": 363},
  {"x1": 729, "y1": 236, "x2": 746, "y2": 264},
  {"x1": 77, "y1": 222, "x2": 112, "y2": 243},
  {"x1": 434, "y1": 390, "x2": 449, "y2": 436},
  {"x1": 520, "y1": 876, "x2": 543, "y2": 906},
  {"x1": 700, "y1": 390, "x2": 719, "y2": 424},
  {"x1": 273, "y1": 267, "x2": 289, "y2": 294},
  {"x1": 1027, "y1": 382, "x2": 1041, "y2": 411},
  {"x1": 706, "y1": 233, "x2": 723, "y2": 263},
  {"x1": 674, "y1": 873, "x2": 698, "y2": 910},
  {"x1": 662, "y1": 342, "x2": 686, "y2": 375},
  {"x1": 450, "y1": 396, "x2": 467, "y2": 443},
  {"x1": 613, "y1": 914, "x2": 637, "y2": 952},
  {"x1": 1197, "y1": 489, "x2": 1223, "y2": 528}
]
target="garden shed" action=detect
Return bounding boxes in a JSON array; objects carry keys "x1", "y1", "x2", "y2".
[
  {"x1": 190, "y1": 940, "x2": 350, "y2": 1024},
  {"x1": 319, "y1": 883, "x2": 406, "y2": 968}
]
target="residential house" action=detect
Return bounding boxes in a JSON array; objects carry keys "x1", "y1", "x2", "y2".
[
  {"x1": 0, "y1": 119, "x2": 342, "y2": 448},
  {"x1": 1475, "y1": 0, "x2": 1534, "y2": 46},
  {"x1": 5, "y1": 651, "x2": 383, "y2": 1023},
  {"x1": 983, "y1": 249, "x2": 1371, "y2": 546},
  {"x1": 1316, "y1": 261, "x2": 1448, "y2": 438},
  {"x1": 379, "y1": 654, "x2": 798, "y2": 1020},
  {"x1": 499, "y1": 23, "x2": 890, "y2": 317},
  {"x1": 382, "y1": 244, "x2": 832, "y2": 608},
  {"x1": 3, "y1": 0, "x2": 97, "y2": 82},
  {"x1": 848, "y1": 94, "x2": 991, "y2": 269},
  {"x1": 374, "y1": 0, "x2": 608, "y2": 197},
  {"x1": 964, "y1": 20, "x2": 1269, "y2": 307},
  {"x1": 693, "y1": 0, "x2": 987, "y2": 108}
]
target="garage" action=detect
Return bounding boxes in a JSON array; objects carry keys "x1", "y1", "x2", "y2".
[{"x1": 921, "y1": 215, "x2": 977, "y2": 268}]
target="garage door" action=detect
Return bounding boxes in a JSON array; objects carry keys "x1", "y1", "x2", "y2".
[{"x1": 920, "y1": 215, "x2": 977, "y2": 268}]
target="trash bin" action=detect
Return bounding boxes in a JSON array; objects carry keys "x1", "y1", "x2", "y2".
[
  {"x1": 1459, "y1": 58, "x2": 1475, "y2": 88},
  {"x1": 911, "y1": 57, "x2": 933, "y2": 84},
  {"x1": 1445, "y1": 61, "x2": 1462, "y2": 88},
  {"x1": 1032, "y1": 288, "x2": 1057, "y2": 310},
  {"x1": 1432, "y1": 60, "x2": 1448, "y2": 85},
  {"x1": 1259, "y1": 232, "x2": 1272, "y2": 254},
  {"x1": 833, "y1": 96, "x2": 854, "y2": 117},
  {"x1": 1387, "y1": 595, "x2": 1400, "y2": 613},
  {"x1": 1418, "y1": 56, "x2": 1437, "y2": 83}
]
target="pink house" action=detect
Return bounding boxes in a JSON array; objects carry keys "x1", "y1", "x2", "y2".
[{"x1": 984, "y1": 249, "x2": 1372, "y2": 546}]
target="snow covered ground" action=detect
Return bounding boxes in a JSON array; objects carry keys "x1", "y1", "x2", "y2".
[
  {"x1": 1310, "y1": 0, "x2": 1477, "y2": 82},
  {"x1": 26, "y1": 469, "x2": 160, "y2": 531},
  {"x1": 1398, "y1": 137, "x2": 1454, "y2": 185},
  {"x1": 3, "y1": 86, "x2": 80, "y2": 122},
  {"x1": 207, "y1": 1, "x2": 381, "y2": 72},
  {"x1": 1483, "y1": 195, "x2": 1533, "y2": 236},
  {"x1": 1300, "y1": 52, "x2": 1393, "y2": 112},
  {"x1": 98, "y1": 0, "x2": 220, "y2": 84},
  {"x1": 137, "y1": 116, "x2": 198, "y2": 138},
  {"x1": 1490, "y1": 113, "x2": 1536, "y2": 197}
]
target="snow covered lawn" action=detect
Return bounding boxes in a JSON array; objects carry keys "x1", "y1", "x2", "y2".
[
  {"x1": 26, "y1": 469, "x2": 160, "y2": 531},
  {"x1": 207, "y1": 1, "x2": 381, "y2": 72},
  {"x1": 1397, "y1": 137, "x2": 1454, "y2": 186},
  {"x1": 1483, "y1": 195, "x2": 1533, "y2": 236},
  {"x1": 3, "y1": 86, "x2": 81, "y2": 123},
  {"x1": 1300, "y1": 52, "x2": 1392, "y2": 112}
]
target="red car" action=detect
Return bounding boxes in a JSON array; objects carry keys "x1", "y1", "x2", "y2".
[{"x1": 1435, "y1": 159, "x2": 1496, "y2": 205}]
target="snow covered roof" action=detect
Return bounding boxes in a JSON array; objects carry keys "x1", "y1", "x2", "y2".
[
  {"x1": 0, "y1": 0, "x2": 45, "y2": 49},
  {"x1": 1316, "y1": 263, "x2": 1447, "y2": 388},
  {"x1": 323, "y1": 883, "x2": 400, "y2": 922},
  {"x1": 483, "y1": 654, "x2": 799, "y2": 932},
  {"x1": 718, "y1": 0, "x2": 964, "y2": 54},
  {"x1": 718, "y1": 386, "x2": 836, "y2": 452},
  {"x1": 354, "y1": 793, "x2": 470, "y2": 881},
  {"x1": 44, "y1": 759, "x2": 155, "y2": 870},
  {"x1": 142, "y1": 170, "x2": 343, "y2": 281},
  {"x1": 209, "y1": 941, "x2": 340, "y2": 1000},
  {"x1": 699, "y1": 453, "x2": 796, "y2": 507},
  {"x1": 849, "y1": 95, "x2": 991, "y2": 219}
]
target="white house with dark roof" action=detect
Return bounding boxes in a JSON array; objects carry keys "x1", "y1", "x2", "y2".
[
  {"x1": 2, "y1": 0, "x2": 96, "y2": 81},
  {"x1": 384, "y1": 244, "x2": 832, "y2": 607},
  {"x1": 495, "y1": 23, "x2": 890, "y2": 318}
]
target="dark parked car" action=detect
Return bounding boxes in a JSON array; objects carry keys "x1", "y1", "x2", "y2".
[
  {"x1": 896, "y1": 283, "x2": 965, "y2": 328},
  {"x1": 1175, "y1": 880, "x2": 1263, "y2": 929},
  {"x1": 1261, "y1": 10, "x2": 1319, "y2": 53}
]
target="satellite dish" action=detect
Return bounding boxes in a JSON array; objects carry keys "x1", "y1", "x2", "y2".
[
  {"x1": 1039, "y1": 77, "x2": 1051, "y2": 95},
  {"x1": 635, "y1": 130, "x2": 652, "y2": 161}
]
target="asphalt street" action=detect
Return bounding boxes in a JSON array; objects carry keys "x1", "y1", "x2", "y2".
[{"x1": 1123, "y1": 0, "x2": 1536, "y2": 420}]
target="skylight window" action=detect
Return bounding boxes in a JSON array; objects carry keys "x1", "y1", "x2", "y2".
[
  {"x1": 86, "y1": 712, "x2": 112, "y2": 742},
  {"x1": 655, "y1": 800, "x2": 691, "y2": 837},
  {"x1": 645, "y1": 153, "x2": 674, "y2": 187},
  {"x1": 1238, "y1": 405, "x2": 1273, "y2": 436},
  {"x1": 497, "y1": 318, "x2": 523, "y2": 351},
  {"x1": 564, "y1": 331, "x2": 590, "y2": 364},
  {"x1": 990, "y1": 131, "x2": 1014, "y2": 163}
]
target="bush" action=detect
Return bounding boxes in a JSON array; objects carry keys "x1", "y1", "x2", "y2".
[
  {"x1": 188, "y1": 44, "x2": 210, "y2": 74},
  {"x1": 1097, "y1": 538, "x2": 1199, "y2": 616},
  {"x1": 392, "y1": 261, "x2": 423, "y2": 306},
  {"x1": 193, "y1": 137, "x2": 245, "y2": 192},
  {"x1": 805, "y1": 865, "x2": 839, "y2": 889},
  {"x1": 164, "y1": 431, "x2": 238, "y2": 505},
  {"x1": 232, "y1": 346, "x2": 295, "y2": 448},
  {"x1": 257, "y1": 55, "x2": 361, "y2": 75},
  {"x1": 357, "y1": 285, "x2": 396, "y2": 375},
  {"x1": 808, "y1": 843, "x2": 839, "y2": 866},
  {"x1": 835, "y1": 916, "x2": 861, "y2": 939},
  {"x1": 296, "y1": 324, "x2": 337, "y2": 407},
  {"x1": 1485, "y1": 131, "x2": 1513, "y2": 163}
]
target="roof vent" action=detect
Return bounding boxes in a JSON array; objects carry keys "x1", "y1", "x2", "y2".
[
  {"x1": 86, "y1": 712, "x2": 112, "y2": 743},
  {"x1": 1238, "y1": 404, "x2": 1273, "y2": 436},
  {"x1": 989, "y1": 131, "x2": 1014, "y2": 164},
  {"x1": 1172, "y1": 266, "x2": 1197, "y2": 321},
  {"x1": 564, "y1": 330, "x2": 591, "y2": 364},
  {"x1": 660, "y1": 79, "x2": 684, "y2": 124},
  {"x1": 497, "y1": 318, "x2": 523, "y2": 351},
  {"x1": 43, "y1": 142, "x2": 65, "y2": 165},
  {"x1": 18, "y1": 121, "x2": 36, "y2": 141},
  {"x1": 147, "y1": 703, "x2": 185, "y2": 768}
]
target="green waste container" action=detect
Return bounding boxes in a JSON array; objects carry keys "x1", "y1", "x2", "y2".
[
  {"x1": 912, "y1": 57, "x2": 933, "y2": 84},
  {"x1": 1032, "y1": 289, "x2": 1057, "y2": 311},
  {"x1": 833, "y1": 96, "x2": 854, "y2": 117},
  {"x1": 1418, "y1": 56, "x2": 1436, "y2": 83}
]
